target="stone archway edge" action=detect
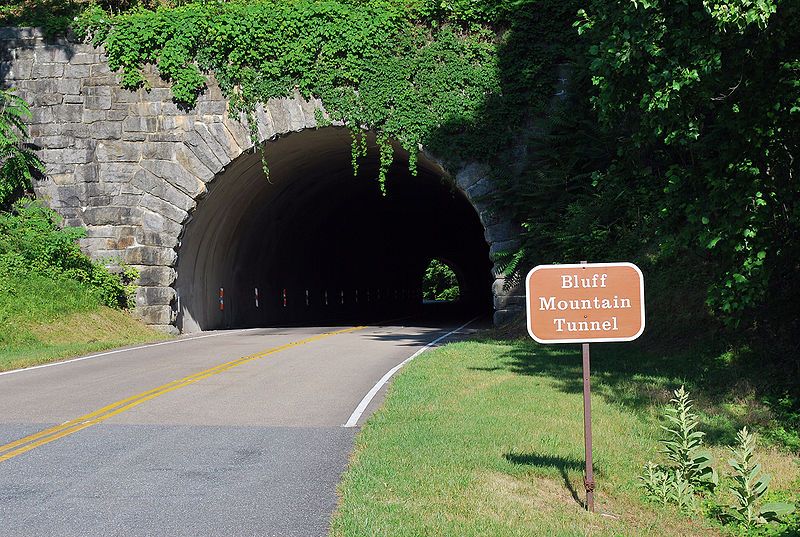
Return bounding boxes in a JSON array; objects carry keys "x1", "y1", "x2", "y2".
[{"x1": 1, "y1": 27, "x2": 525, "y2": 331}]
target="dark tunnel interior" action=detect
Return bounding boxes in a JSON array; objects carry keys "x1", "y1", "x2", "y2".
[{"x1": 175, "y1": 127, "x2": 492, "y2": 332}]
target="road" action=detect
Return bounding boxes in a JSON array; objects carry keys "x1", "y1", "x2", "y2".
[{"x1": 0, "y1": 318, "x2": 479, "y2": 537}]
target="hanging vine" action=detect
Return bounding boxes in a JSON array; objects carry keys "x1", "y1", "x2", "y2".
[{"x1": 70, "y1": 1, "x2": 530, "y2": 192}]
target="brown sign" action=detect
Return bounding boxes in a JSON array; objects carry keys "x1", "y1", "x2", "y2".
[{"x1": 526, "y1": 262, "x2": 645, "y2": 343}]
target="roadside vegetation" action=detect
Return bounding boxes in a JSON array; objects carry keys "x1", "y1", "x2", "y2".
[
  {"x1": 0, "y1": 89, "x2": 164, "y2": 372},
  {"x1": 331, "y1": 335, "x2": 799, "y2": 537}
]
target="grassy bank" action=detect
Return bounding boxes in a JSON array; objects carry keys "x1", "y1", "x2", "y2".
[
  {"x1": 0, "y1": 272, "x2": 166, "y2": 372},
  {"x1": 330, "y1": 338, "x2": 799, "y2": 536}
]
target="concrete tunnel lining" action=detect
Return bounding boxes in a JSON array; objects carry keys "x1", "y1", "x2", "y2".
[{"x1": 175, "y1": 127, "x2": 492, "y2": 333}]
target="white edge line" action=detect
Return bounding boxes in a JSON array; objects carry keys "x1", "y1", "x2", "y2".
[
  {"x1": 0, "y1": 328, "x2": 264, "y2": 377},
  {"x1": 342, "y1": 317, "x2": 479, "y2": 428}
]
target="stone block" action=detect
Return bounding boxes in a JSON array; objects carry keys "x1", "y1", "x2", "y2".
[
  {"x1": 266, "y1": 100, "x2": 290, "y2": 134},
  {"x1": 222, "y1": 118, "x2": 253, "y2": 151},
  {"x1": 122, "y1": 132, "x2": 148, "y2": 142},
  {"x1": 35, "y1": 135, "x2": 73, "y2": 150},
  {"x1": 85, "y1": 95, "x2": 112, "y2": 110},
  {"x1": 112, "y1": 86, "x2": 141, "y2": 103},
  {"x1": 132, "y1": 169, "x2": 197, "y2": 212},
  {"x1": 96, "y1": 140, "x2": 142, "y2": 162},
  {"x1": 455, "y1": 162, "x2": 488, "y2": 191},
  {"x1": 136, "y1": 286, "x2": 176, "y2": 306},
  {"x1": 282, "y1": 98, "x2": 306, "y2": 131},
  {"x1": 32, "y1": 93, "x2": 63, "y2": 106},
  {"x1": 58, "y1": 78, "x2": 81, "y2": 94},
  {"x1": 0, "y1": 28, "x2": 44, "y2": 39},
  {"x1": 85, "y1": 225, "x2": 118, "y2": 238},
  {"x1": 134, "y1": 305, "x2": 173, "y2": 325},
  {"x1": 145, "y1": 132, "x2": 182, "y2": 142},
  {"x1": 82, "y1": 109, "x2": 107, "y2": 123},
  {"x1": 194, "y1": 123, "x2": 236, "y2": 165},
  {"x1": 74, "y1": 163, "x2": 99, "y2": 183},
  {"x1": 152, "y1": 324, "x2": 180, "y2": 335},
  {"x1": 82, "y1": 205, "x2": 142, "y2": 226},
  {"x1": 39, "y1": 147, "x2": 92, "y2": 165},
  {"x1": 135, "y1": 265, "x2": 177, "y2": 287},
  {"x1": 466, "y1": 177, "x2": 495, "y2": 201},
  {"x1": 493, "y1": 294, "x2": 526, "y2": 310},
  {"x1": 485, "y1": 221, "x2": 520, "y2": 244},
  {"x1": 83, "y1": 85, "x2": 112, "y2": 96},
  {"x1": 196, "y1": 101, "x2": 226, "y2": 116},
  {"x1": 254, "y1": 103, "x2": 276, "y2": 142},
  {"x1": 207, "y1": 122, "x2": 244, "y2": 162},
  {"x1": 55, "y1": 185, "x2": 84, "y2": 207},
  {"x1": 53, "y1": 103, "x2": 83, "y2": 123},
  {"x1": 160, "y1": 101, "x2": 183, "y2": 115},
  {"x1": 34, "y1": 47, "x2": 71, "y2": 64},
  {"x1": 66, "y1": 64, "x2": 91, "y2": 78},
  {"x1": 31, "y1": 62, "x2": 65, "y2": 78},
  {"x1": 90, "y1": 63, "x2": 111, "y2": 76},
  {"x1": 133, "y1": 143, "x2": 172, "y2": 161},
  {"x1": 140, "y1": 208, "x2": 183, "y2": 236},
  {"x1": 106, "y1": 108, "x2": 129, "y2": 121},
  {"x1": 31, "y1": 106, "x2": 54, "y2": 123},
  {"x1": 132, "y1": 101, "x2": 161, "y2": 116},
  {"x1": 70, "y1": 52, "x2": 100, "y2": 65},
  {"x1": 135, "y1": 229, "x2": 179, "y2": 249},
  {"x1": 63, "y1": 94, "x2": 85, "y2": 104},
  {"x1": 140, "y1": 193, "x2": 189, "y2": 224},
  {"x1": 98, "y1": 162, "x2": 141, "y2": 183},
  {"x1": 175, "y1": 144, "x2": 215, "y2": 183},
  {"x1": 145, "y1": 160, "x2": 203, "y2": 198},
  {"x1": 123, "y1": 116, "x2": 158, "y2": 132},
  {"x1": 185, "y1": 130, "x2": 224, "y2": 174},
  {"x1": 124, "y1": 245, "x2": 178, "y2": 266},
  {"x1": 9, "y1": 46, "x2": 36, "y2": 61}
]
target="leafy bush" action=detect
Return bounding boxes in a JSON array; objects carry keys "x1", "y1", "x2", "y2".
[
  {"x1": 422, "y1": 259, "x2": 460, "y2": 301},
  {"x1": 0, "y1": 200, "x2": 136, "y2": 309}
]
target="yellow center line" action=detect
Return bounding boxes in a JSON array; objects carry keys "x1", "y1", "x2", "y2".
[{"x1": 0, "y1": 326, "x2": 365, "y2": 463}]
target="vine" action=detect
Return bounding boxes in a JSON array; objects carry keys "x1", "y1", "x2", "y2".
[{"x1": 71, "y1": 0, "x2": 535, "y2": 192}]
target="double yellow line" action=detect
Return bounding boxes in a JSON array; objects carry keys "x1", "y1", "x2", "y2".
[{"x1": 0, "y1": 326, "x2": 364, "y2": 463}]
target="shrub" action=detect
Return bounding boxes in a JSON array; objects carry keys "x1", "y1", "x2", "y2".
[{"x1": 0, "y1": 200, "x2": 137, "y2": 309}]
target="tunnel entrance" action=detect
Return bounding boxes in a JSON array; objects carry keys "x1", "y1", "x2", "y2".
[{"x1": 175, "y1": 127, "x2": 491, "y2": 332}]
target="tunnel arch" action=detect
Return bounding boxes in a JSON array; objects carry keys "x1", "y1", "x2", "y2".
[
  {"x1": 0, "y1": 28, "x2": 525, "y2": 330},
  {"x1": 175, "y1": 127, "x2": 492, "y2": 332}
]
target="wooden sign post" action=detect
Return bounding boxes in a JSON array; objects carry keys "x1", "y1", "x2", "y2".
[{"x1": 525, "y1": 261, "x2": 645, "y2": 512}]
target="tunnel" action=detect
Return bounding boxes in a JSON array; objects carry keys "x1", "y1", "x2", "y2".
[{"x1": 174, "y1": 127, "x2": 492, "y2": 333}]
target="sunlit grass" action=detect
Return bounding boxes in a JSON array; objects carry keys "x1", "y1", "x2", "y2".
[
  {"x1": 0, "y1": 273, "x2": 166, "y2": 371},
  {"x1": 330, "y1": 339, "x2": 799, "y2": 536}
]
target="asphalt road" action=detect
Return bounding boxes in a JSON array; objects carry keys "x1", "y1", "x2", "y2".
[{"x1": 0, "y1": 318, "x2": 479, "y2": 537}]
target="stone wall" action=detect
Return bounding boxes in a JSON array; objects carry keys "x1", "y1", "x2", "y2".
[{"x1": 0, "y1": 27, "x2": 525, "y2": 331}]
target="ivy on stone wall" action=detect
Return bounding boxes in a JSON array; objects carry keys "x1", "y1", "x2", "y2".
[{"x1": 72, "y1": 0, "x2": 553, "y2": 191}]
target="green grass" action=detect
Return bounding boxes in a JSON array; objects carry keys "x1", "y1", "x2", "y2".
[
  {"x1": 0, "y1": 273, "x2": 167, "y2": 371},
  {"x1": 330, "y1": 338, "x2": 800, "y2": 537}
]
